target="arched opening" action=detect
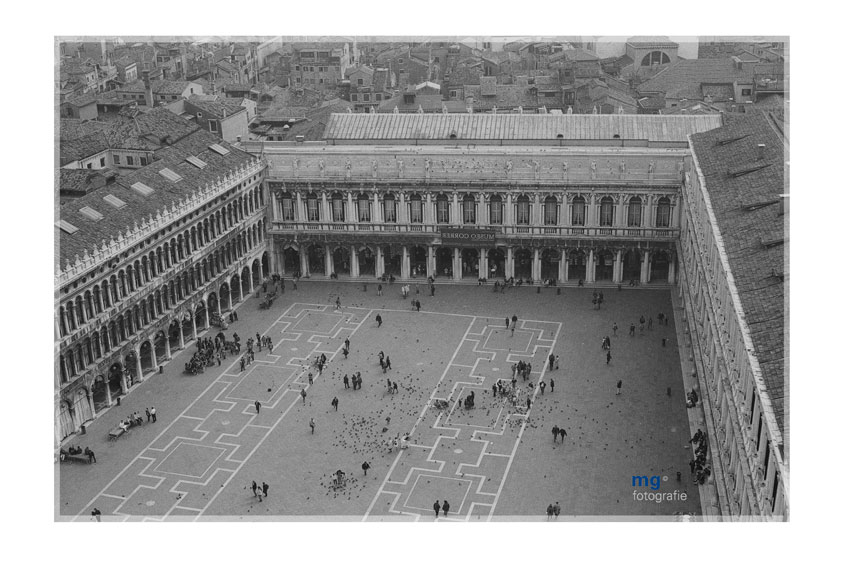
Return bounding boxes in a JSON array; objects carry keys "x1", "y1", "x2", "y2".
[
  {"x1": 410, "y1": 245, "x2": 427, "y2": 278},
  {"x1": 73, "y1": 388, "x2": 93, "y2": 429},
  {"x1": 383, "y1": 245, "x2": 401, "y2": 277},
  {"x1": 261, "y1": 251, "x2": 270, "y2": 278},
  {"x1": 59, "y1": 399, "x2": 75, "y2": 440},
  {"x1": 357, "y1": 246, "x2": 376, "y2": 277},
  {"x1": 650, "y1": 250, "x2": 671, "y2": 283},
  {"x1": 154, "y1": 330, "x2": 168, "y2": 364},
  {"x1": 182, "y1": 309, "x2": 195, "y2": 342},
  {"x1": 514, "y1": 248, "x2": 532, "y2": 279},
  {"x1": 283, "y1": 248, "x2": 300, "y2": 277},
  {"x1": 241, "y1": 267, "x2": 252, "y2": 296},
  {"x1": 461, "y1": 248, "x2": 479, "y2": 278},
  {"x1": 252, "y1": 259, "x2": 262, "y2": 286},
  {"x1": 307, "y1": 245, "x2": 325, "y2": 275},
  {"x1": 435, "y1": 247, "x2": 453, "y2": 277},
  {"x1": 488, "y1": 248, "x2": 505, "y2": 278},
  {"x1": 623, "y1": 248, "x2": 642, "y2": 282},
  {"x1": 333, "y1": 247, "x2": 350, "y2": 276},
  {"x1": 169, "y1": 320, "x2": 181, "y2": 351},
  {"x1": 219, "y1": 284, "x2": 231, "y2": 312},
  {"x1": 655, "y1": 197, "x2": 671, "y2": 228},
  {"x1": 124, "y1": 352, "x2": 140, "y2": 386},
  {"x1": 92, "y1": 375, "x2": 109, "y2": 412},
  {"x1": 109, "y1": 362, "x2": 125, "y2": 397},
  {"x1": 567, "y1": 250, "x2": 586, "y2": 280},
  {"x1": 139, "y1": 340, "x2": 155, "y2": 374},
  {"x1": 541, "y1": 248, "x2": 560, "y2": 281},
  {"x1": 571, "y1": 196, "x2": 586, "y2": 226},
  {"x1": 230, "y1": 275, "x2": 241, "y2": 304},
  {"x1": 641, "y1": 51, "x2": 671, "y2": 66},
  {"x1": 595, "y1": 249, "x2": 615, "y2": 281}
]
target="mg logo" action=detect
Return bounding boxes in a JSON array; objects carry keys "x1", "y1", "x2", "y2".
[{"x1": 631, "y1": 475, "x2": 666, "y2": 490}]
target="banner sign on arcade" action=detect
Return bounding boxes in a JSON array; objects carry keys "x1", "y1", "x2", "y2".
[{"x1": 439, "y1": 227, "x2": 498, "y2": 246}]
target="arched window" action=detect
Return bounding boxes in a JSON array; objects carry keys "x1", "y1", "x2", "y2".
[
  {"x1": 305, "y1": 192, "x2": 319, "y2": 221},
  {"x1": 331, "y1": 192, "x2": 345, "y2": 222},
  {"x1": 628, "y1": 196, "x2": 643, "y2": 227},
  {"x1": 435, "y1": 194, "x2": 449, "y2": 224},
  {"x1": 656, "y1": 196, "x2": 671, "y2": 227},
  {"x1": 571, "y1": 196, "x2": 586, "y2": 226},
  {"x1": 599, "y1": 196, "x2": 614, "y2": 226},
  {"x1": 641, "y1": 51, "x2": 671, "y2": 66},
  {"x1": 516, "y1": 195, "x2": 530, "y2": 225},
  {"x1": 408, "y1": 194, "x2": 423, "y2": 223},
  {"x1": 279, "y1": 193, "x2": 294, "y2": 221},
  {"x1": 462, "y1": 194, "x2": 476, "y2": 224},
  {"x1": 383, "y1": 194, "x2": 397, "y2": 223},
  {"x1": 544, "y1": 196, "x2": 558, "y2": 225},
  {"x1": 357, "y1": 193, "x2": 371, "y2": 222},
  {"x1": 489, "y1": 194, "x2": 503, "y2": 225}
]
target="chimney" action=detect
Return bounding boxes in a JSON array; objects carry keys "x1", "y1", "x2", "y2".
[
  {"x1": 142, "y1": 70, "x2": 154, "y2": 107},
  {"x1": 757, "y1": 143, "x2": 766, "y2": 160}
]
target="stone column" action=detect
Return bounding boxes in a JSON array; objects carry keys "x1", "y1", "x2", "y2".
[
  {"x1": 504, "y1": 193, "x2": 513, "y2": 227},
  {"x1": 480, "y1": 248, "x2": 488, "y2": 279},
  {"x1": 559, "y1": 248, "x2": 567, "y2": 283},
  {"x1": 375, "y1": 246, "x2": 384, "y2": 278},
  {"x1": 350, "y1": 247, "x2": 360, "y2": 278},
  {"x1": 640, "y1": 250, "x2": 650, "y2": 284},
  {"x1": 325, "y1": 246, "x2": 334, "y2": 278},
  {"x1": 295, "y1": 191, "x2": 303, "y2": 222},
  {"x1": 614, "y1": 250, "x2": 623, "y2": 283},
  {"x1": 373, "y1": 192, "x2": 381, "y2": 225},
  {"x1": 671, "y1": 197, "x2": 681, "y2": 229},
  {"x1": 426, "y1": 245, "x2": 435, "y2": 278},
  {"x1": 478, "y1": 193, "x2": 487, "y2": 226},
  {"x1": 300, "y1": 246, "x2": 309, "y2": 277},
  {"x1": 532, "y1": 194, "x2": 541, "y2": 227},
  {"x1": 585, "y1": 249, "x2": 595, "y2": 284},
  {"x1": 237, "y1": 277, "x2": 244, "y2": 302},
  {"x1": 452, "y1": 192, "x2": 461, "y2": 225},
  {"x1": 149, "y1": 335, "x2": 158, "y2": 372},
  {"x1": 506, "y1": 247, "x2": 514, "y2": 279},
  {"x1": 668, "y1": 258, "x2": 676, "y2": 284},
  {"x1": 453, "y1": 248, "x2": 462, "y2": 281},
  {"x1": 401, "y1": 246, "x2": 410, "y2": 280},
  {"x1": 347, "y1": 192, "x2": 356, "y2": 225},
  {"x1": 398, "y1": 192, "x2": 407, "y2": 224},
  {"x1": 320, "y1": 191, "x2": 328, "y2": 223},
  {"x1": 96, "y1": 289, "x2": 105, "y2": 315},
  {"x1": 532, "y1": 248, "x2": 541, "y2": 282},
  {"x1": 191, "y1": 312, "x2": 198, "y2": 341},
  {"x1": 135, "y1": 347, "x2": 144, "y2": 382}
]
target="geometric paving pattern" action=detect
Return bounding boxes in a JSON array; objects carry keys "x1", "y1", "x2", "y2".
[
  {"x1": 363, "y1": 316, "x2": 561, "y2": 521},
  {"x1": 74, "y1": 303, "x2": 365, "y2": 521}
]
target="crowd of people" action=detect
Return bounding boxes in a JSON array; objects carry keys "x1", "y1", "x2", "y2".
[{"x1": 689, "y1": 429, "x2": 712, "y2": 485}]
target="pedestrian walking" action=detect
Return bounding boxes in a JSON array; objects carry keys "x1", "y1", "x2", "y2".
[
  {"x1": 342, "y1": 347, "x2": 349, "y2": 359},
  {"x1": 262, "y1": 482, "x2": 269, "y2": 497},
  {"x1": 332, "y1": 397, "x2": 339, "y2": 411},
  {"x1": 345, "y1": 338, "x2": 350, "y2": 351},
  {"x1": 150, "y1": 407, "x2": 156, "y2": 423},
  {"x1": 539, "y1": 381, "x2": 546, "y2": 394},
  {"x1": 301, "y1": 388, "x2": 307, "y2": 404},
  {"x1": 559, "y1": 428, "x2": 566, "y2": 443},
  {"x1": 309, "y1": 418, "x2": 315, "y2": 434},
  {"x1": 91, "y1": 508, "x2": 101, "y2": 522},
  {"x1": 550, "y1": 379, "x2": 555, "y2": 392},
  {"x1": 606, "y1": 350, "x2": 611, "y2": 365},
  {"x1": 386, "y1": 357, "x2": 391, "y2": 370},
  {"x1": 553, "y1": 502, "x2": 561, "y2": 518},
  {"x1": 240, "y1": 357, "x2": 245, "y2": 371},
  {"x1": 252, "y1": 481, "x2": 258, "y2": 497},
  {"x1": 376, "y1": 314, "x2": 382, "y2": 328},
  {"x1": 526, "y1": 397, "x2": 531, "y2": 410},
  {"x1": 145, "y1": 408, "x2": 151, "y2": 422},
  {"x1": 616, "y1": 380, "x2": 622, "y2": 395},
  {"x1": 505, "y1": 317, "x2": 510, "y2": 330},
  {"x1": 308, "y1": 372, "x2": 314, "y2": 385},
  {"x1": 648, "y1": 317, "x2": 653, "y2": 330},
  {"x1": 392, "y1": 382, "x2": 398, "y2": 394},
  {"x1": 629, "y1": 324, "x2": 635, "y2": 337},
  {"x1": 255, "y1": 400, "x2": 261, "y2": 414},
  {"x1": 85, "y1": 447, "x2": 96, "y2": 463},
  {"x1": 613, "y1": 322, "x2": 618, "y2": 336},
  {"x1": 430, "y1": 284, "x2": 435, "y2": 297},
  {"x1": 547, "y1": 504, "x2": 554, "y2": 520},
  {"x1": 343, "y1": 374, "x2": 350, "y2": 389},
  {"x1": 548, "y1": 353, "x2": 555, "y2": 371},
  {"x1": 362, "y1": 461, "x2": 371, "y2": 476},
  {"x1": 335, "y1": 297, "x2": 341, "y2": 310},
  {"x1": 552, "y1": 425, "x2": 560, "y2": 443},
  {"x1": 415, "y1": 300, "x2": 421, "y2": 312},
  {"x1": 378, "y1": 284, "x2": 383, "y2": 296}
]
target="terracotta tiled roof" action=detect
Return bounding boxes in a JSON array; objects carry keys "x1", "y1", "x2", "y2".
[
  {"x1": 689, "y1": 112, "x2": 787, "y2": 442},
  {"x1": 637, "y1": 57, "x2": 754, "y2": 95},
  {"x1": 58, "y1": 130, "x2": 257, "y2": 265}
]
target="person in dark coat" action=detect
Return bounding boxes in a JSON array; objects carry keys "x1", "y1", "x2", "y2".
[
  {"x1": 434, "y1": 500, "x2": 441, "y2": 518},
  {"x1": 442, "y1": 500, "x2": 450, "y2": 516}
]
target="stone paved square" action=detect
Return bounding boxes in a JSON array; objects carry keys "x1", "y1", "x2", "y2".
[{"x1": 59, "y1": 281, "x2": 701, "y2": 520}]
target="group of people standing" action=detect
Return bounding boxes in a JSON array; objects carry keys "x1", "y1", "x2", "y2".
[{"x1": 689, "y1": 429, "x2": 711, "y2": 485}]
